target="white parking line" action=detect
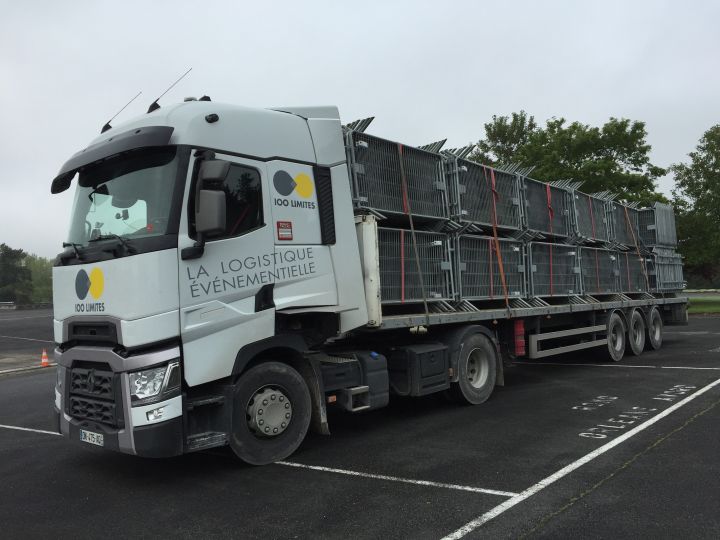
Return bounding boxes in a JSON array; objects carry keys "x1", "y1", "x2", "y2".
[
  {"x1": 0, "y1": 335, "x2": 54, "y2": 343},
  {"x1": 0, "y1": 422, "x2": 518, "y2": 498},
  {"x1": 276, "y1": 461, "x2": 518, "y2": 497},
  {"x1": 513, "y1": 362, "x2": 720, "y2": 371},
  {"x1": 665, "y1": 331, "x2": 717, "y2": 335},
  {"x1": 441, "y1": 376, "x2": 720, "y2": 539},
  {"x1": 0, "y1": 424, "x2": 61, "y2": 436}
]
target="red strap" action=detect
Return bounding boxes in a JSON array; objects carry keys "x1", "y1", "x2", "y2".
[
  {"x1": 594, "y1": 250, "x2": 600, "y2": 292},
  {"x1": 400, "y1": 229, "x2": 405, "y2": 303},
  {"x1": 400, "y1": 145, "x2": 410, "y2": 215},
  {"x1": 588, "y1": 197, "x2": 596, "y2": 239},
  {"x1": 546, "y1": 185, "x2": 555, "y2": 296},
  {"x1": 625, "y1": 252, "x2": 631, "y2": 290},
  {"x1": 624, "y1": 206, "x2": 650, "y2": 291},
  {"x1": 546, "y1": 184, "x2": 555, "y2": 223},
  {"x1": 489, "y1": 238, "x2": 494, "y2": 299},
  {"x1": 483, "y1": 167, "x2": 509, "y2": 306}
]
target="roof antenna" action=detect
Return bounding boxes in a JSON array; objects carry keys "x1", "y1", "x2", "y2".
[
  {"x1": 101, "y1": 91, "x2": 143, "y2": 134},
  {"x1": 147, "y1": 67, "x2": 192, "y2": 113}
]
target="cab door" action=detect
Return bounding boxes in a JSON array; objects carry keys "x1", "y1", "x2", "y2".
[{"x1": 178, "y1": 152, "x2": 274, "y2": 387}]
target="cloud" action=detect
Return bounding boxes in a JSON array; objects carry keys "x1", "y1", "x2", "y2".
[{"x1": 1, "y1": 0, "x2": 718, "y2": 256}]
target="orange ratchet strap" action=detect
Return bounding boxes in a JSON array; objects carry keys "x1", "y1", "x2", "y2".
[
  {"x1": 624, "y1": 205, "x2": 650, "y2": 291},
  {"x1": 483, "y1": 166, "x2": 510, "y2": 307}
]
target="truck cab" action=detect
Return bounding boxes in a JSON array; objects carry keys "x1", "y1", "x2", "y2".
[{"x1": 51, "y1": 101, "x2": 370, "y2": 462}]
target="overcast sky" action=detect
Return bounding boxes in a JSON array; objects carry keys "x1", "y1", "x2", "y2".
[{"x1": 1, "y1": 0, "x2": 718, "y2": 258}]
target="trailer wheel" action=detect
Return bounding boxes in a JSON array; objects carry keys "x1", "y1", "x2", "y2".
[
  {"x1": 646, "y1": 307, "x2": 663, "y2": 351},
  {"x1": 627, "y1": 309, "x2": 646, "y2": 356},
  {"x1": 606, "y1": 312, "x2": 626, "y2": 362},
  {"x1": 229, "y1": 361, "x2": 311, "y2": 465},
  {"x1": 449, "y1": 333, "x2": 497, "y2": 405}
]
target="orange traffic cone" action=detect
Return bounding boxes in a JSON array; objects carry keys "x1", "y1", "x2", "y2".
[{"x1": 40, "y1": 349, "x2": 50, "y2": 367}]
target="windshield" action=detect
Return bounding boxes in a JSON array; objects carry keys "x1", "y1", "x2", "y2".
[{"x1": 66, "y1": 147, "x2": 181, "y2": 246}]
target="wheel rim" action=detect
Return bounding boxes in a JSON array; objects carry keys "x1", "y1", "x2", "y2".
[
  {"x1": 466, "y1": 348, "x2": 490, "y2": 389},
  {"x1": 652, "y1": 316, "x2": 661, "y2": 342},
  {"x1": 611, "y1": 323, "x2": 624, "y2": 352},
  {"x1": 246, "y1": 386, "x2": 292, "y2": 438},
  {"x1": 632, "y1": 318, "x2": 643, "y2": 348}
]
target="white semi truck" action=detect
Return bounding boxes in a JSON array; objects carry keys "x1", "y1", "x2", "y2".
[{"x1": 51, "y1": 99, "x2": 687, "y2": 464}]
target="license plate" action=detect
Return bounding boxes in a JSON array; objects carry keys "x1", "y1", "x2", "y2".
[{"x1": 80, "y1": 429, "x2": 104, "y2": 447}]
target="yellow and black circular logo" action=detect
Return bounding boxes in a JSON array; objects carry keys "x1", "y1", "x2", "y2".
[
  {"x1": 75, "y1": 268, "x2": 104, "y2": 300},
  {"x1": 273, "y1": 171, "x2": 313, "y2": 199}
]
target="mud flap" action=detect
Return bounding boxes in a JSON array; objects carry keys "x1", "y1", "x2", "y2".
[{"x1": 303, "y1": 356, "x2": 330, "y2": 435}]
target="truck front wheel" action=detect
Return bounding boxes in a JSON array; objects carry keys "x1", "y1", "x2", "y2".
[
  {"x1": 448, "y1": 333, "x2": 497, "y2": 405},
  {"x1": 230, "y1": 361, "x2": 311, "y2": 465}
]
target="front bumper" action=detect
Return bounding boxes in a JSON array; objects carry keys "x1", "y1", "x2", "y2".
[
  {"x1": 55, "y1": 344, "x2": 185, "y2": 458},
  {"x1": 54, "y1": 407, "x2": 183, "y2": 458}
]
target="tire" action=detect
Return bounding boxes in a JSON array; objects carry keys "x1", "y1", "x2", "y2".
[
  {"x1": 448, "y1": 332, "x2": 497, "y2": 405},
  {"x1": 606, "y1": 312, "x2": 626, "y2": 362},
  {"x1": 646, "y1": 307, "x2": 663, "y2": 351},
  {"x1": 229, "y1": 361, "x2": 311, "y2": 465},
  {"x1": 627, "y1": 309, "x2": 646, "y2": 356}
]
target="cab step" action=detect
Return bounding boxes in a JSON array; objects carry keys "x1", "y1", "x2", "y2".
[
  {"x1": 186, "y1": 431, "x2": 228, "y2": 452},
  {"x1": 185, "y1": 395, "x2": 225, "y2": 411},
  {"x1": 339, "y1": 385, "x2": 371, "y2": 412}
]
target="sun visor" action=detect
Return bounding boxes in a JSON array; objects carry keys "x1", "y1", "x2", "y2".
[{"x1": 51, "y1": 125, "x2": 175, "y2": 193}]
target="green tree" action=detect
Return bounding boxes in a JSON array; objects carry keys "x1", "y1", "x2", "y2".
[
  {"x1": 471, "y1": 113, "x2": 666, "y2": 205},
  {"x1": 0, "y1": 243, "x2": 32, "y2": 304},
  {"x1": 472, "y1": 111, "x2": 539, "y2": 165},
  {"x1": 24, "y1": 254, "x2": 53, "y2": 304},
  {"x1": 671, "y1": 125, "x2": 720, "y2": 286}
]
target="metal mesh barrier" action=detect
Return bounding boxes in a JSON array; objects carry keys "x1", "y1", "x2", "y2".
[
  {"x1": 648, "y1": 247, "x2": 684, "y2": 291},
  {"x1": 377, "y1": 227, "x2": 452, "y2": 303},
  {"x1": 528, "y1": 242, "x2": 580, "y2": 297},
  {"x1": 449, "y1": 160, "x2": 522, "y2": 231},
  {"x1": 523, "y1": 178, "x2": 571, "y2": 238},
  {"x1": 573, "y1": 192, "x2": 609, "y2": 243},
  {"x1": 347, "y1": 131, "x2": 447, "y2": 220},
  {"x1": 580, "y1": 247, "x2": 619, "y2": 294},
  {"x1": 638, "y1": 203, "x2": 677, "y2": 247},
  {"x1": 456, "y1": 235, "x2": 525, "y2": 300},
  {"x1": 617, "y1": 251, "x2": 649, "y2": 293},
  {"x1": 609, "y1": 204, "x2": 640, "y2": 247}
]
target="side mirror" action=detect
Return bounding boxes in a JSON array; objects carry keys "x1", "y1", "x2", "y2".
[
  {"x1": 198, "y1": 160, "x2": 231, "y2": 184},
  {"x1": 195, "y1": 189, "x2": 226, "y2": 235},
  {"x1": 181, "y1": 159, "x2": 230, "y2": 261}
]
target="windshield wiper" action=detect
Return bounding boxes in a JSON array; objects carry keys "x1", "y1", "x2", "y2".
[{"x1": 88, "y1": 234, "x2": 136, "y2": 253}]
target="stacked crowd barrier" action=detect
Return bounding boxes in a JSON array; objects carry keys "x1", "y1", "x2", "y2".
[
  {"x1": 345, "y1": 127, "x2": 684, "y2": 305},
  {"x1": 455, "y1": 236, "x2": 525, "y2": 300},
  {"x1": 376, "y1": 228, "x2": 453, "y2": 304},
  {"x1": 447, "y1": 157, "x2": 523, "y2": 233}
]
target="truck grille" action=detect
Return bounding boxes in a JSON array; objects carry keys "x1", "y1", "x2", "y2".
[
  {"x1": 67, "y1": 365, "x2": 122, "y2": 427},
  {"x1": 69, "y1": 396, "x2": 117, "y2": 426},
  {"x1": 70, "y1": 368, "x2": 114, "y2": 399}
]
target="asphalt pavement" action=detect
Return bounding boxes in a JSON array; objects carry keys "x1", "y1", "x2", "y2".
[
  {"x1": 0, "y1": 313, "x2": 719, "y2": 538},
  {"x1": 0, "y1": 309, "x2": 54, "y2": 370}
]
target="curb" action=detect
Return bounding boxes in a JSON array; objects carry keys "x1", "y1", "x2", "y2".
[{"x1": 0, "y1": 363, "x2": 57, "y2": 376}]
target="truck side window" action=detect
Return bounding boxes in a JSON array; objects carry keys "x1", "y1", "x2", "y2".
[{"x1": 204, "y1": 164, "x2": 263, "y2": 240}]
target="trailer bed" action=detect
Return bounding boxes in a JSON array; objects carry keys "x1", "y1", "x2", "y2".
[{"x1": 377, "y1": 295, "x2": 687, "y2": 329}]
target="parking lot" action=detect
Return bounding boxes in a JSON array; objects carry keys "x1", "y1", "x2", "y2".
[{"x1": 1, "y1": 310, "x2": 719, "y2": 539}]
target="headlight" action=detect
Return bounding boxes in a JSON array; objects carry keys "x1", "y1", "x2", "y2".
[
  {"x1": 130, "y1": 366, "x2": 166, "y2": 400},
  {"x1": 129, "y1": 361, "x2": 181, "y2": 406}
]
